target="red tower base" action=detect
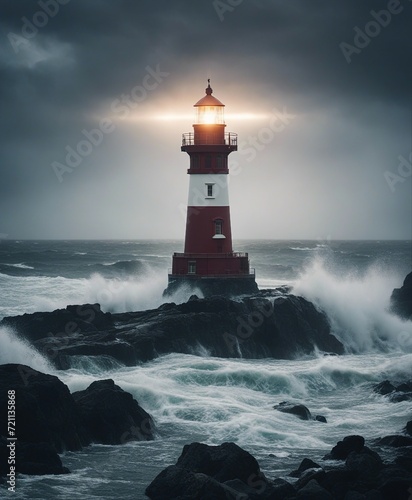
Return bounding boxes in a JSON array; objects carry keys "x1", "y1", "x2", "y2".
[{"x1": 164, "y1": 252, "x2": 258, "y2": 297}]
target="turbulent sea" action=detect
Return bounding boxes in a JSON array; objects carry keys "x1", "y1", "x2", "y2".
[{"x1": 0, "y1": 239, "x2": 411, "y2": 499}]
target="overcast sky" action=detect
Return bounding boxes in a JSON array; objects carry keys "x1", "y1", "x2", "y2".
[{"x1": 0, "y1": 0, "x2": 411, "y2": 240}]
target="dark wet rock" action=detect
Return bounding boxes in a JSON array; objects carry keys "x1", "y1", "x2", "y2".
[
  {"x1": 324, "y1": 435, "x2": 365, "y2": 460},
  {"x1": 394, "y1": 448, "x2": 412, "y2": 472},
  {"x1": 345, "y1": 448, "x2": 383, "y2": 481},
  {"x1": 0, "y1": 437, "x2": 70, "y2": 476},
  {"x1": 17, "y1": 441, "x2": 69, "y2": 475},
  {"x1": 373, "y1": 380, "x2": 396, "y2": 395},
  {"x1": 405, "y1": 420, "x2": 412, "y2": 436},
  {"x1": 72, "y1": 379, "x2": 154, "y2": 444},
  {"x1": 376, "y1": 435, "x2": 412, "y2": 447},
  {"x1": 390, "y1": 271, "x2": 412, "y2": 320},
  {"x1": 175, "y1": 442, "x2": 262, "y2": 484},
  {"x1": 296, "y1": 479, "x2": 333, "y2": 499},
  {"x1": 145, "y1": 464, "x2": 241, "y2": 499},
  {"x1": 290, "y1": 457, "x2": 322, "y2": 477},
  {"x1": 223, "y1": 477, "x2": 295, "y2": 500},
  {"x1": 0, "y1": 364, "x2": 89, "y2": 453},
  {"x1": 146, "y1": 442, "x2": 274, "y2": 500},
  {"x1": 379, "y1": 478, "x2": 412, "y2": 500},
  {"x1": 295, "y1": 467, "x2": 326, "y2": 490},
  {"x1": 375, "y1": 379, "x2": 412, "y2": 403},
  {"x1": 273, "y1": 401, "x2": 312, "y2": 420},
  {"x1": 315, "y1": 415, "x2": 327, "y2": 423},
  {"x1": 318, "y1": 468, "x2": 360, "y2": 498},
  {"x1": 0, "y1": 365, "x2": 155, "y2": 481},
  {"x1": 389, "y1": 392, "x2": 412, "y2": 403},
  {"x1": 1, "y1": 303, "x2": 113, "y2": 342},
  {"x1": 0, "y1": 292, "x2": 345, "y2": 368}
]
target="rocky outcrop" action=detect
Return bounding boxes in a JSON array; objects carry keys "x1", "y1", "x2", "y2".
[
  {"x1": 146, "y1": 441, "x2": 295, "y2": 500},
  {"x1": 0, "y1": 364, "x2": 154, "y2": 478},
  {"x1": 146, "y1": 432, "x2": 412, "y2": 499},
  {"x1": 373, "y1": 379, "x2": 412, "y2": 402},
  {"x1": 390, "y1": 271, "x2": 412, "y2": 320},
  {"x1": 0, "y1": 291, "x2": 345, "y2": 369},
  {"x1": 0, "y1": 438, "x2": 70, "y2": 476},
  {"x1": 72, "y1": 379, "x2": 154, "y2": 444},
  {"x1": 0, "y1": 364, "x2": 89, "y2": 453}
]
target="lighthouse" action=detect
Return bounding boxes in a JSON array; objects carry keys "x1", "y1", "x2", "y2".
[{"x1": 165, "y1": 81, "x2": 258, "y2": 297}]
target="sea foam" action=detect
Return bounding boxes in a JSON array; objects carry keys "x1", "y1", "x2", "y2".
[{"x1": 293, "y1": 257, "x2": 412, "y2": 353}]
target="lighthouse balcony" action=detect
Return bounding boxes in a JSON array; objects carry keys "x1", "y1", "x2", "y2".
[{"x1": 182, "y1": 132, "x2": 237, "y2": 147}]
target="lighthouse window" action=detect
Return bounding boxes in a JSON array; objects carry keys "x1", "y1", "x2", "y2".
[
  {"x1": 206, "y1": 184, "x2": 214, "y2": 197},
  {"x1": 205, "y1": 155, "x2": 212, "y2": 168},
  {"x1": 188, "y1": 261, "x2": 196, "y2": 274},
  {"x1": 215, "y1": 220, "x2": 223, "y2": 235},
  {"x1": 216, "y1": 155, "x2": 224, "y2": 168}
]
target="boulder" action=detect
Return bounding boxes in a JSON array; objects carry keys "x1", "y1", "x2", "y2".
[
  {"x1": 146, "y1": 442, "x2": 273, "y2": 499},
  {"x1": 175, "y1": 442, "x2": 262, "y2": 484},
  {"x1": 345, "y1": 448, "x2": 383, "y2": 481},
  {"x1": 373, "y1": 380, "x2": 396, "y2": 395},
  {"x1": 145, "y1": 465, "x2": 241, "y2": 499},
  {"x1": 390, "y1": 272, "x2": 412, "y2": 320},
  {"x1": 324, "y1": 435, "x2": 365, "y2": 460},
  {"x1": 273, "y1": 401, "x2": 312, "y2": 420},
  {"x1": 72, "y1": 379, "x2": 154, "y2": 444},
  {"x1": 405, "y1": 420, "x2": 412, "y2": 436},
  {"x1": 296, "y1": 479, "x2": 333, "y2": 499},
  {"x1": 0, "y1": 364, "x2": 89, "y2": 452}
]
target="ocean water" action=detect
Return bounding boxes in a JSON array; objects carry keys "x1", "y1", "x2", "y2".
[{"x1": 0, "y1": 239, "x2": 411, "y2": 499}]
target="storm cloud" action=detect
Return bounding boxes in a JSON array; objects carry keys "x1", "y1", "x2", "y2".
[{"x1": 0, "y1": 0, "x2": 410, "y2": 239}]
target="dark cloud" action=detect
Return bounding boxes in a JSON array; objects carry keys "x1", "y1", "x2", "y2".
[{"x1": 0, "y1": 0, "x2": 410, "y2": 239}]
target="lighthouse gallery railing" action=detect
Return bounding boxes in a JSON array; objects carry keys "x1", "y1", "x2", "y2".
[{"x1": 182, "y1": 132, "x2": 237, "y2": 146}]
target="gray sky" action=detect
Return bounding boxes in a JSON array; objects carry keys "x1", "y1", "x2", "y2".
[{"x1": 0, "y1": 0, "x2": 411, "y2": 240}]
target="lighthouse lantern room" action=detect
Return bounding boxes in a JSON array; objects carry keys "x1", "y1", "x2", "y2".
[{"x1": 165, "y1": 81, "x2": 257, "y2": 297}]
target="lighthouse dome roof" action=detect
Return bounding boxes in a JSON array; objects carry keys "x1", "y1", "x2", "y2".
[{"x1": 194, "y1": 81, "x2": 224, "y2": 107}]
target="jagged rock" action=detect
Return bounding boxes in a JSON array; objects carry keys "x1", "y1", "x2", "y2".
[
  {"x1": 1, "y1": 303, "x2": 113, "y2": 342},
  {"x1": 373, "y1": 380, "x2": 396, "y2": 395},
  {"x1": 0, "y1": 364, "x2": 89, "y2": 452},
  {"x1": 0, "y1": 293, "x2": 345, "y2": 368},
  {"x1": 324, "y1": 435, "x2": 365, "y2": 460},
  {"x1": 273, "y1": 401, "x2": 312, "y2": 420},
  {"x1": 72, "y1": 379, "x2": 154, "y2": 444},
  {"x1": 390, "y1": 272, "x2": 412, "y2": 320},
  {"x1": 290, "y1": 457, "x2": 322, "y2": 477}
]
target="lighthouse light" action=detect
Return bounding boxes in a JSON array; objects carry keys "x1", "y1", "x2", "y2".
[{"x1": 196, "y1": 105, "x2": 224, "y2": 125}]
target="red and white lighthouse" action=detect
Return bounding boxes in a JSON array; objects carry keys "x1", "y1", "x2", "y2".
[{"x1": 165, "y1": 81, "x2": 257, "y2": 296}]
